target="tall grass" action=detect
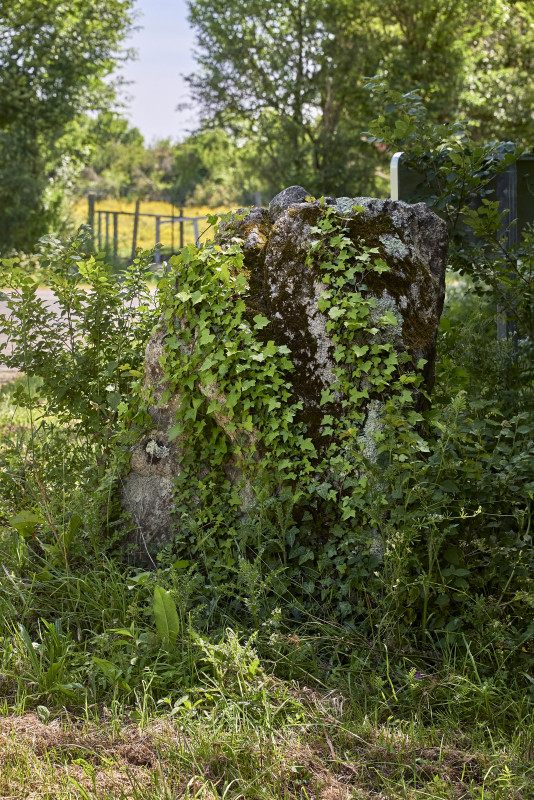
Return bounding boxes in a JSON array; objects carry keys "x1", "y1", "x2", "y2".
[{"x1": 0, "y1": 231, "x2": 532, "y2": 798}]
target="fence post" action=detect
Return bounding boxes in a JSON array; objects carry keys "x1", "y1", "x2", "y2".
[
  {"x1": 113, "y1": 212, "x2": 119, "y2": 259},
  {"x1": 105, "y1": 211, "x2": 110, "y2": 254},
  {"x1": 180, "y1": 207, "x2": 184, "y2": 249},
  {"x1": 131, "y1": 199, "x2": 141, "y2": 261},
  {"x1": 155, "y1": 216, "x2": 161, "y2": 264},
  {"x1": 87, "y1": 193, "x2": 95, "y2": 250},
  {"x1": 97, "y1": 211, "x2": 102, "y2": 251}
]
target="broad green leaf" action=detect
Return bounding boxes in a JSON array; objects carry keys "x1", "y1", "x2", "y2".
[
  {"x1": 379, "y1": 310, "x2": 399, "y2": 326},
  {"x1": 176, "y1": 291, "x2": 192, "y2": 303},
  {"x1": 328, "y1": 306, "x2": 344, "y2": 320},
  {"x1": 106, "y1": 391, "x2": 122, "y2": 410},
  {"x1": 10, "y1": 511, "x2": 43, "y2": 536},
  {"x1": 154, "y1": 586, "x2": 180, "y2": 645}
]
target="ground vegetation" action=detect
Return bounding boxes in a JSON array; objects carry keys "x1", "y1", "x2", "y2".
[
  {"x1": 0, "y1": 0, "x2": 134, "y2": 252},
  {"x1": 0, "y1": 89, "x2": 533, "y2": 796}
]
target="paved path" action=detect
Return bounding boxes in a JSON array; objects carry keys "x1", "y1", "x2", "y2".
[
  {"x1": 0, "y1": 286, "x2": 156, "y2": 386},
  {"x1": 0, "y1": 289, "x2": 61, "y2": 385}
]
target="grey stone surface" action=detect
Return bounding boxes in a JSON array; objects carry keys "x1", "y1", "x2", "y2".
[
  {"x1": 121, "y1": 192, "x2": 448, "y2": 558},
  {"x1": 268, "y1": 185, "x2": 311, "y2": 221}
]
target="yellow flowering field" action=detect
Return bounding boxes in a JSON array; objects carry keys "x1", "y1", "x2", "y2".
[{"x1": 70, "y1": 198, "x2": 235, "y2": 258}]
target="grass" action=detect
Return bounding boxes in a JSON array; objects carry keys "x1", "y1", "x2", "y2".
[
  {"x1": 0, "y1": 686, "x2": 531, "y2": 798},
  {"x1": 69, "y1": 199, "x2": 234, "y2": 261},
  {"x1": 0, "y1": 372, "x2": 532, "y2": 798},
  {"x1": 0, "y1": 386, "x2": 534, "y2": 800}
]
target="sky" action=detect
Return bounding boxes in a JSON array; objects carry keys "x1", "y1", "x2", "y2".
[{"x1": 117, "y1": 0, "x2": 199, "y2": 144}]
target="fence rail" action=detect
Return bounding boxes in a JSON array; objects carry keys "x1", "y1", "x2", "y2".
[{"x1": 87, "y1": 194, "x2": 208, "y2": 264}]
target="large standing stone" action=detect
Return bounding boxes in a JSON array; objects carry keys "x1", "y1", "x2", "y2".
[{"x1": 121, "y1": 189, "x2": 447, "y2": 556}]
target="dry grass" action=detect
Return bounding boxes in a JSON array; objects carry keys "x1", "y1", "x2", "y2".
[
  {"x1": 0, "y1": 705, "x2": 514, "y2": 800},
  {"x1": 69, "y1": 199, "x2": 235, "y2": 257}
]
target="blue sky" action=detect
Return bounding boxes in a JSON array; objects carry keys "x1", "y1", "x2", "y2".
[{"x1": 118, "y1": 0, "x2": 199, "y2": 144}]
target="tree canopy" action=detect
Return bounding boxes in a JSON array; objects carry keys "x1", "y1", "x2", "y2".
[
  {"x1": 0, "y1": 0, "x2": 134, "y2": 252},
  {"x1": 186, "y1": 0, "x2": 534, "y2": 198}
]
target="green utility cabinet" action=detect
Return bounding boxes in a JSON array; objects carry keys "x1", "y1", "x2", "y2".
[
  {"x1": 390, "y1": 150, "x2": 534, "y2": 248},
  {"x1": 390, "y1": 149, "x2": 534, "y2": 342}
]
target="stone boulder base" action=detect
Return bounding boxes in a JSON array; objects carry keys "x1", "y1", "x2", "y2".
[{"x1": 121, "y1": 188, "x2": 447, "y2": 558}]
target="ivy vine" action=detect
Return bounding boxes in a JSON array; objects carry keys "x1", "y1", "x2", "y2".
[{"x1": 123, "y1": 202, "x2": 431, "y2": 616}]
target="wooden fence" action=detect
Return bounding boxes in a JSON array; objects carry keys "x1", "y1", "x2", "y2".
[{"x1": 87, "y1": 195, "x2": 207, "y2": 264}]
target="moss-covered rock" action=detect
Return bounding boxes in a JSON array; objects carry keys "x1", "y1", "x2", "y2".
[
  {"x1": 121, "y1": 187, "x2": 447, "y2": 559},
  {"x1": 226, "y1": 189, "x2": 447, "y2": 439}
]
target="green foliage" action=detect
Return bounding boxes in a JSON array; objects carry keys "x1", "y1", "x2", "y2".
[
  {"x1": 186, "y1": 0, "x2": 386, "y2": 197},
  {"x1": 0, "y1": 0, "x2": 134, "y2": 252},
  {"x1": 2, "y1": 177, "x2": 531, "y2": 688},
  {"x1": 365, "y1": 80, "x2": 534, "y2": 388},
  {"x1": 153, "y1": 585, "x2": 181, "y2": 646},
  {"x1": 121, "y1": 204, "x2": 434, "y2": 628},
  {"x1": 0, "y1": 231, "x2": 156, "y2": 437},
  {"x1": 1, "y1": 73, "x2": 534, "y2": 798},
  {"x1": 187, "y1": 0, "x2": 534, "y2": 198}
]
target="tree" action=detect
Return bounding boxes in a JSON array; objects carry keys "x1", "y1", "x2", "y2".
[
  {"x1": 0, "y1": 0, "x2": 134, "y2": 252},
  {"x1": 186, "y1": 0, "x2": 386, "y2": 198},
  {"x1": 186, "y1": 0, "x2": 534, "y2": 199},
  {"x1": 374, "y1": 0, "x2": 534, "y2": 143}
]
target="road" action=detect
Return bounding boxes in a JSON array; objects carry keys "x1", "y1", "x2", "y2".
[
  {"x1": 0, "y1": 289, "x2": 62, "y2": 385},
  {"x1": 0, "y1": 286, "x2": 157, "y2": 386}
]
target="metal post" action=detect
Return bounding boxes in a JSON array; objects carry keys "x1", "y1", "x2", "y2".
[
  {"x1": 97, "y1": 211, "x2": 102, "y2": 251},
  {"x1": 179, "y1": 207, "x2": 184, "y2": 249},
  {"x1": 113, "y1": 212, "x2": 119, "y2": 258},
  {"x1": 390, "y1": 152, "x2": 403, "y2": 201},
  {"x1": 87, "y1": 193, "x2": 95, "y2": 250},
  {"x1": 496, "y1": 161, "x2": 518, "y2": 345},
  {"x1": 131, "y1": 199, "x2": 141, "y2": 261},
  {"x1": 193, "y1": 218, "x2": 199, "y2": 246},
  {"x1": 155, "y1": 216, "x2": 161, "y2": 264},
  {"x1": 105, "y1": 211, "x2": 110, "y2": 254}
]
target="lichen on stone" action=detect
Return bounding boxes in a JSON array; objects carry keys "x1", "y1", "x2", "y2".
[
  {"x1": 145, "y1": 439, "x2": 170, "y2": 459},
  {"x1": 367, "y1": 292, "x2": 403, "y2": 335},
  {"x1": 334, "y1": 197, "x2": 358, "y2": 216},
  {"x1": 379, "y1": 233, "x2": 410, "y2": 261},
  {"x1": 358, "y1": 399, "x2": 384, "y2": 463}
]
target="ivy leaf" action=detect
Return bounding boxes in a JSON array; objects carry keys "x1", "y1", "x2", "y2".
[
  {"x1": 167, "y1": 422, "x2": 184, "y2": 441},
  {"x1": 198, "y1": 328, "x2": 215, "y2": 346},
  {"x1": 176, "y1": 291, "x2": 191, "y2": 303},
  {"x1": 380, "y1": 310, "x2": 399, "y2": 326},
  {"x1": 253, "y1": 314, "x2": 270, "y2": 330},
  {"x1": 372, "y1": 259, "x2": 390, "y2": 274},
  {"x1": 320, "y1": 389, "x2": 335, "y2": 406},
  {"x1": 300, "y1": 438, "x2": 317, "y2": 454},
  {"x1": 264, "y1": 341, "x2": 278, "y2": 357},
  {"x1": 328, "y1": 306, "x2": 344, "y2": 320}
]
